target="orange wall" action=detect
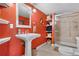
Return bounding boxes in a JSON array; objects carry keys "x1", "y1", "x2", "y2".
[
  {"x1": 31, "y1": 8, "x2": 47, "y2": 49},
  {"x1": 0, "y1": 4, "x2": 47, "y2": 56},
  {"x1": 0, "y1": 4, "x2": 24, "y2": 56}
]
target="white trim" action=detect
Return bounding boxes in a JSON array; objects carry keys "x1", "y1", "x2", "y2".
[
  {"x1": 36, "y1": 42, "x2": 54, "y2": 50},
  {"x1": 36, "y1": 42, "x2": 47, "y2": 50},
  {"x1": 16, "y1": 3, "x2": 32, "y2": 28}
]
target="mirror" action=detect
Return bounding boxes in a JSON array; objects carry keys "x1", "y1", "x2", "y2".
[{"x1": 16, "y1": 3, "x2": 32, "y2": 28}]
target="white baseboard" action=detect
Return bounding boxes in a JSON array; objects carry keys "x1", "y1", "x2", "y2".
[
  {"x1": 36, "y1": 42, "x2": 54, "y2": 50},
  {"x1": 36, "y1": 42, "x2": 47, "y2": 50}
]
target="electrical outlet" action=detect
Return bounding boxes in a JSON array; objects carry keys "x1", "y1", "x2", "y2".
[{"x1": 10, "y1": 24, "x2": 13, "y2": 29}]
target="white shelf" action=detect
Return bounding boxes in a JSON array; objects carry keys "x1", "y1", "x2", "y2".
[
  {"x1": 0, "y1": 3, "x2": 10, "y2": 8},
  {"x1": 46, "y1": 36, "x2": 52, "y2": 38},
  {"x1": 46, "y1": 25, "x2": 52, "y2": 27},
  {"x1": 0, "y1": 37, "x2": 11, "y2": 44},
  {"x1": 46, "y1": 31, "x2": 52, "y2": 33},
  {"x1": 0, "y1": 18, "x2": 9, "y2": 24}
]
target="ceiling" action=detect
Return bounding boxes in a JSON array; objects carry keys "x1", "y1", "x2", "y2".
[{"x1": 32, "y1": 3, "x2": 79, "y2": 15}]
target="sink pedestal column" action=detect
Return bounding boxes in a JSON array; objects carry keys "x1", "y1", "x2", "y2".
[
  {"x1": 25, "y1": 40, "x2": 32, "y2": 56},
  {"x1": 15, "y1": 33, "x2": 41, "y2": 56}
]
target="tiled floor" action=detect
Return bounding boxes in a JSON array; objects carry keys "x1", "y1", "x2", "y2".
[{"x1": 36, "y1": 42, "x2": 61, "y2": 56}]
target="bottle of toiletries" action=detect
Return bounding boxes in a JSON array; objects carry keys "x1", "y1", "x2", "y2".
[
  {"x1": 33, "y1": 25, "x2": 36, "y2": 33},
  {"x1": 18, "y1": 28, "x2": 21, "y2": 34}
]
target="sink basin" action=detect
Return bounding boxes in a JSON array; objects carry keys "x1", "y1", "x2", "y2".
[
  {"x1": 15, "y1": 33, "x2": 41, "y2": 56},
  {"x1": 16, "y1": 33, "x2": 41, "y2": 41},
  {"x1": 0, "y1": 37, "x2": 11, "y2": 44}
]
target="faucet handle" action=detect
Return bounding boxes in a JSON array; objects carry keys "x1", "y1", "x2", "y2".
[{"x1": 25, "y1": 30, "x2": 29, "y2": 34}]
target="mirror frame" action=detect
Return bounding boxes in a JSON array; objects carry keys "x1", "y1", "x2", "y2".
[{"x1": 16, "y1": 3, "x2": 32, "y2": 28}]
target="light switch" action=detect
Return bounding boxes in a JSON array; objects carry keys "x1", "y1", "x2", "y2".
[{"x1": 10, "y1": 24, "x2": 13, "y2": 29}]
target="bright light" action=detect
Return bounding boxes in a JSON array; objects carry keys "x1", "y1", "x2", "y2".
[{"x1": 33, "y1": 8, "x2": 37, "y2": 13}]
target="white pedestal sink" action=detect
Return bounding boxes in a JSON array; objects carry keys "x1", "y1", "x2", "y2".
[{"x1": 16, "y1": 33, "x2": 41, "y2": 56}]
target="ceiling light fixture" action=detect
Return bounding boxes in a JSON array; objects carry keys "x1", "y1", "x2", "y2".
[{"x1": 33, "y1": 8, "x2": 37, "y2": 13}]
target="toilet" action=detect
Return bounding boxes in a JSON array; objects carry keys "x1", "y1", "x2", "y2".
[
  {"x1": 58, "y1": 41, "x2": 76, "y2": 56},
  {"x1": 74, "y1": 37, "x2": 79, "y2": 55},
  {"x1": 74, "y1": 49, "x2": 79, "y2": 55}
]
